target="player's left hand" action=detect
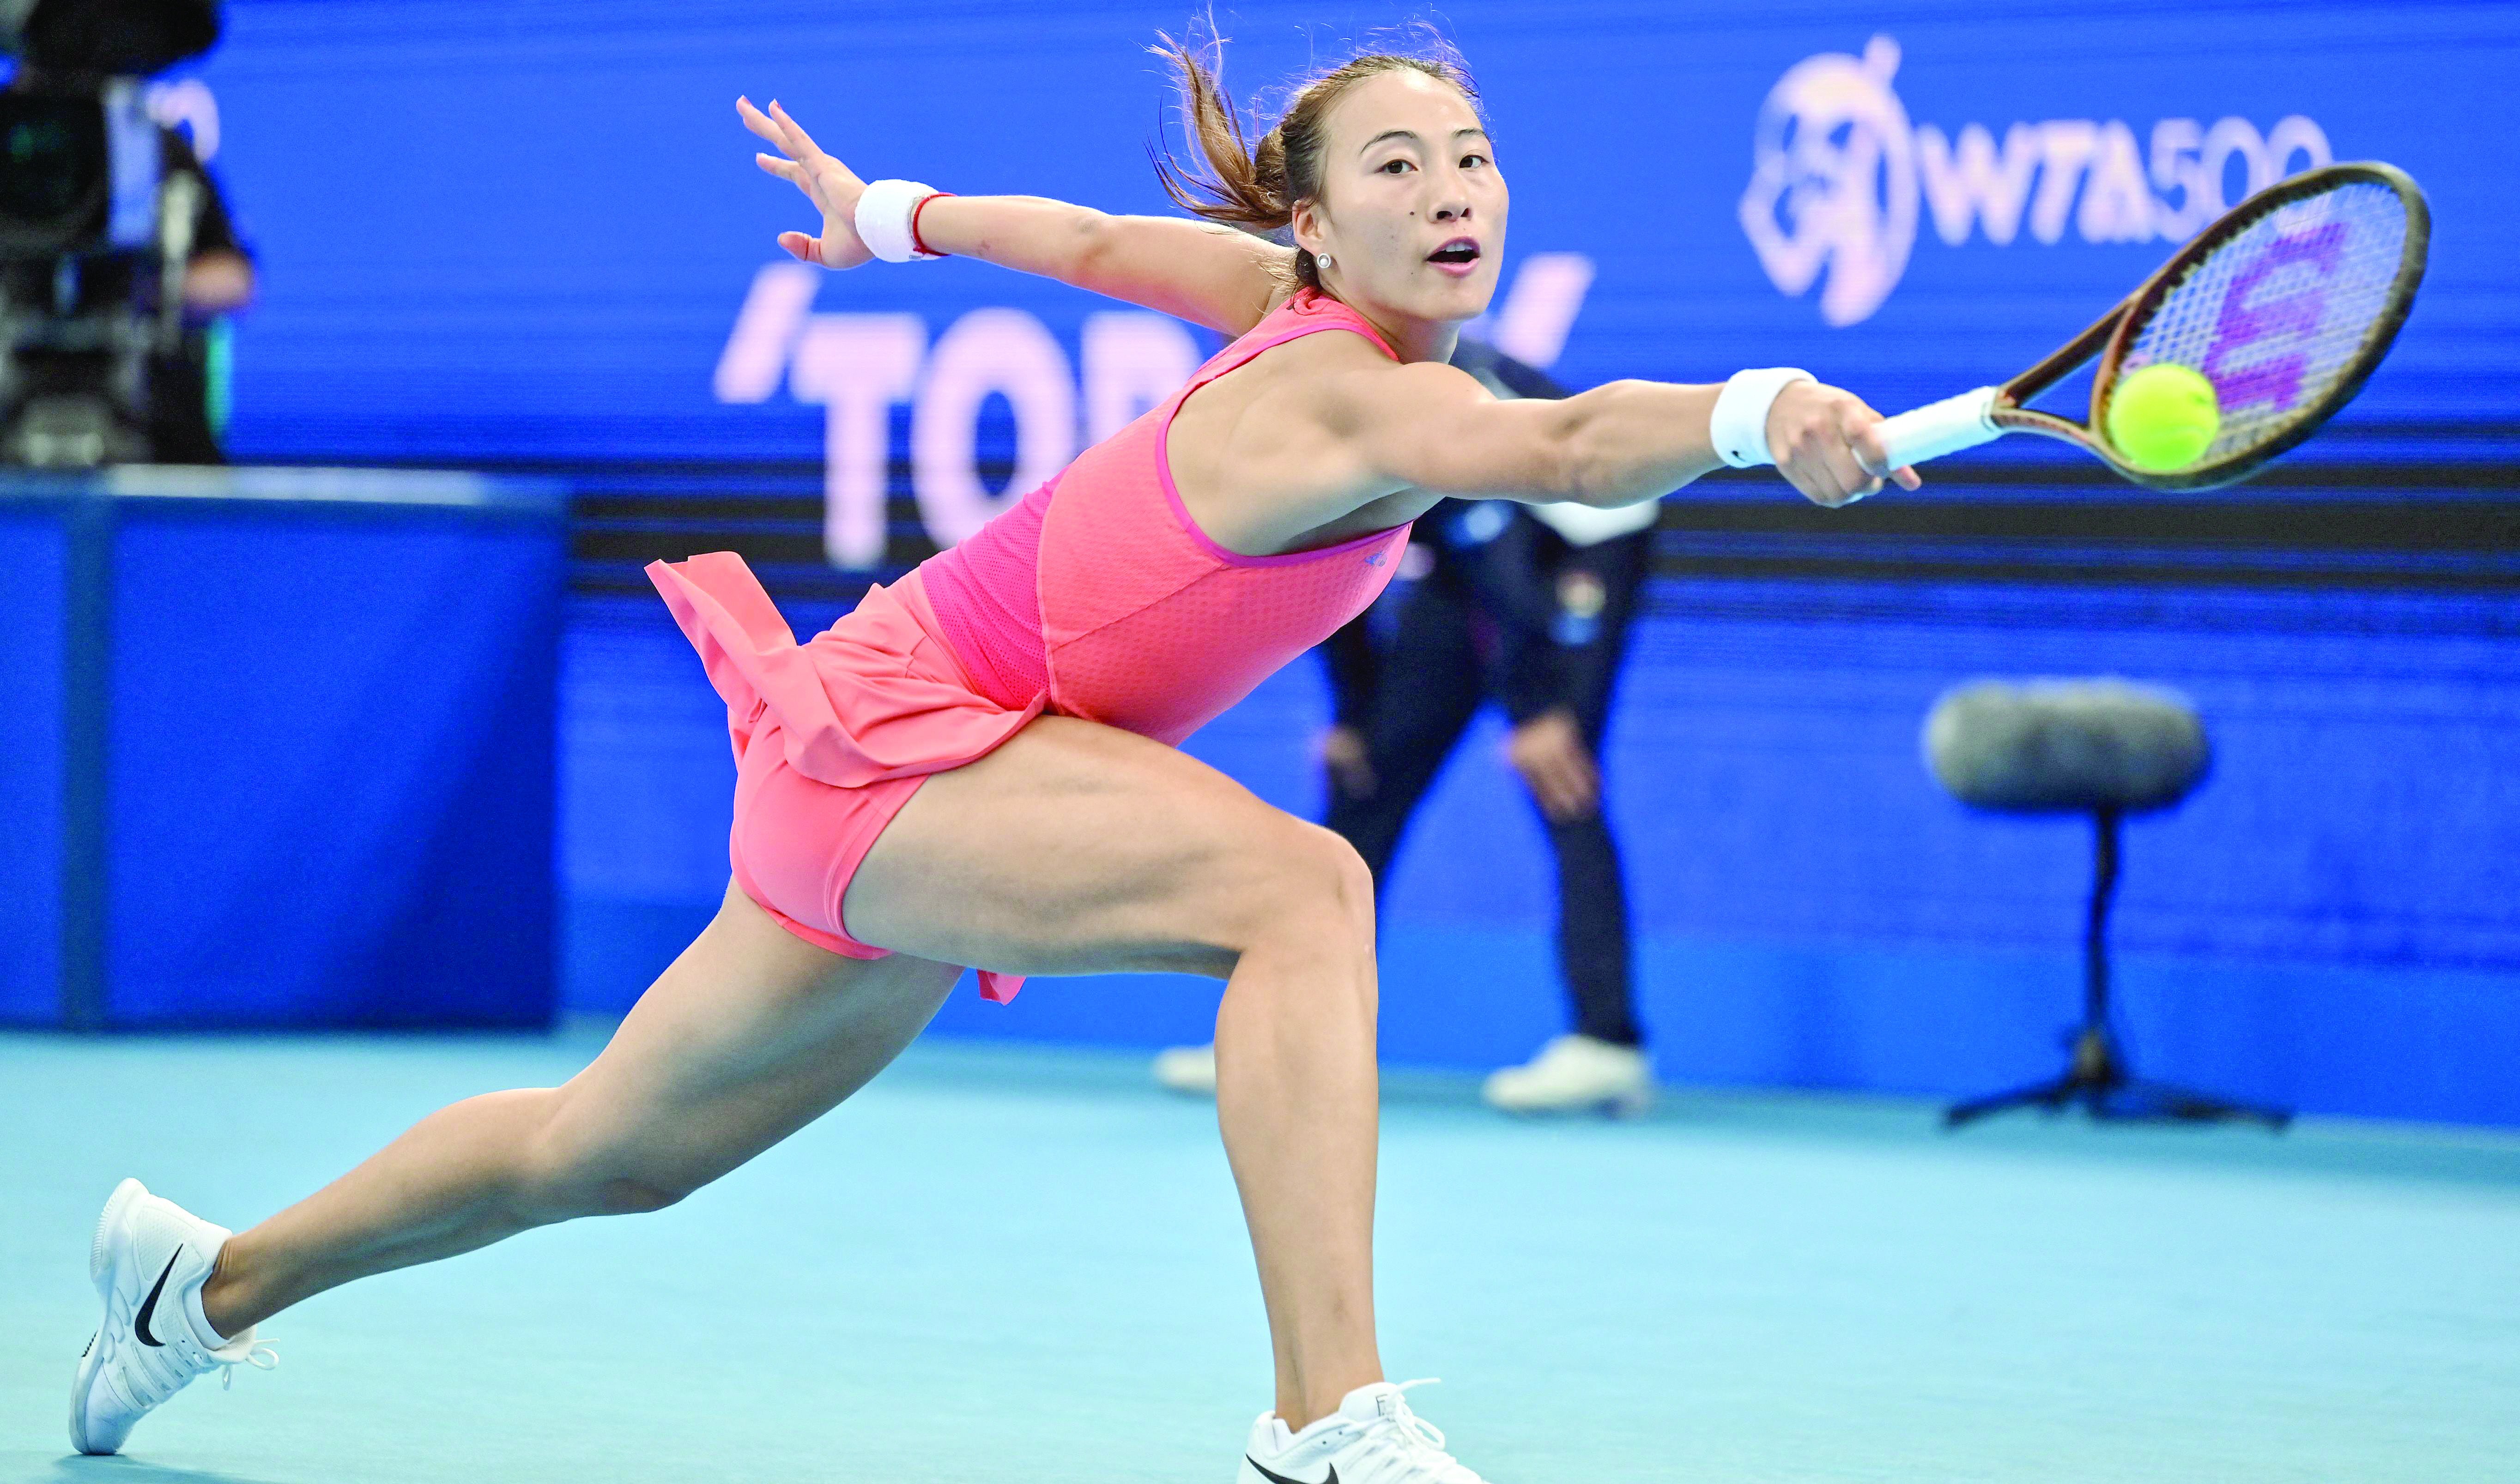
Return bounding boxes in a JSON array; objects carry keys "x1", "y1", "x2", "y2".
[
  {"x1": 1767, "y1": 381, "x2": 1924, "y2": 507},
  {"x1": 739, "y1": 96, "x2": 876, "y2": 270}
]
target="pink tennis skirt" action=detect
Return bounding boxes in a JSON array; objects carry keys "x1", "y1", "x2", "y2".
[{"x1": 645, "y1": 553, "x2": 1042, "y2": 1003}]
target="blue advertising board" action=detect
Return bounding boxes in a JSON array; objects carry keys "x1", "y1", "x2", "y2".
[{"x1": 180, "y1": 1, "x2": 2515, "y2": 572}]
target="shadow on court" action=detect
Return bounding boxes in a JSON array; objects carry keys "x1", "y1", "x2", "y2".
[{"x1": 39, "y1": 1460, "x2": 289, "y2": 1484}]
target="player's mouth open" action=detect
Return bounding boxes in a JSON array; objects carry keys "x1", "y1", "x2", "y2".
[{"x1": 1426, "y1": 238, "x2": 1481, "y2": 276}]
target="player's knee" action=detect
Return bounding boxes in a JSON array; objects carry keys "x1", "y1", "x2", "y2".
[
  {"x1": 1314, "y1": 827, "x2": 1376, "y2": 939},
  {"x1": 521, "y1": 1147, "x2": 702, "y2": 1222},
  {"x1": 1245, "y1": 821, "x2": 1375, "y2": 952},
  {"x1": 513, "y1": 1098, "x2": 703, "y2": 1223}
]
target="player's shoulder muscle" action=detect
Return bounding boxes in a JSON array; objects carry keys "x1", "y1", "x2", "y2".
[
  {"x1": 1237, "y1": 334, "x2": 1501, "y2": 498},
  {"x1": 1303, "y1": 354, "x2": 1499, "y2": 486},
  {"x1": 1276, "y1": 341, "x2": 1485, "y2": 436}
]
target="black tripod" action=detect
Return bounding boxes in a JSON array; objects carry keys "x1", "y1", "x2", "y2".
[{"x1": 1944, "y1": 807, "x2": 2291, "y2": 1131}]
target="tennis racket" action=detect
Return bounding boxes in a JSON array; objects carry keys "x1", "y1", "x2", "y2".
[{"x1": 1870, "y1": 161, "x2": 2429, "y2": 490}]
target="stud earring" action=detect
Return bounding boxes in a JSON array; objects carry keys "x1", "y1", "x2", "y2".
[{"x1": 1319, "y1": 254, "x2": 1334, "y2": 270}]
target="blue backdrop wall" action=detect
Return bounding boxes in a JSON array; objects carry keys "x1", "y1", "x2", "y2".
[
  {"x1": 189, "y1": 0, "x2": 2516, "y2": 474},
  {"x1": 165, "y1": 2, "x2": 2520, "y2": 1124}
]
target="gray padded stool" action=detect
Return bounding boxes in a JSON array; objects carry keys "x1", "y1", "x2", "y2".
[{"x1": 1924, "y1": 679, "x2": 2289, "y2": 1130}]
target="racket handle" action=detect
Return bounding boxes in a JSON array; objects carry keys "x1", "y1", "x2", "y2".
[{"x1": 1875, "y1": 386, "x2": 2003, "y2": 469}]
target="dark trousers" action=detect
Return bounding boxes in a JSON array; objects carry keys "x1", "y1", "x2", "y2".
[{"x1": 1322, "y1": 579, "x2": 1642, "y2": 1047}]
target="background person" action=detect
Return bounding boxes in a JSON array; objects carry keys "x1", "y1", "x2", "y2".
[
  {"x1": 137, "y1": 115, "x2": 253, "y2": 462},
  {"x1": 1157, "y1": 340, "x2": 1661, "y2": 1114},
  {"x1": 6, "y1": 62, "x2": 254, "y2": 462}
]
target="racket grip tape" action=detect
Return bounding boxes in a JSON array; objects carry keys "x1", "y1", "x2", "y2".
[{"x1": 1875, "y1": 386, "x2": 2002, "y2": 470}]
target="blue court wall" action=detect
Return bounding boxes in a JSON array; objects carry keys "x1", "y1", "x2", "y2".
[
  {"x1": 97, "y1": 506, "x2": 565, "y2": 1029},
  {"x1": 1, "y1": 479, "x2": 568, "y2": 1032},
  {"x1": 0, "y1": 515, "x2": 67, "y2": 1023}
]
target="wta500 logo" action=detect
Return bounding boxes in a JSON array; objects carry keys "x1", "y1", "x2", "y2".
[{"x1": 1740, "y1": 36, "x2": 2334, "y2": 325}]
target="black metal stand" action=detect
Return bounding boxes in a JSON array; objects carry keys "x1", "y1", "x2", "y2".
[{"x1": 1944, "y1": 807, "x2": 2291, "y2": 1131}]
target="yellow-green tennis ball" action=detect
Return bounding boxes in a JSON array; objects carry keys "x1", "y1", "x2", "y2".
[{"x1": 2106, "y1": 363, "x2": 2222, "y2": 472}]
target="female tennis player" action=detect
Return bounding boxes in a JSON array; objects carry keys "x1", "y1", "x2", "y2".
[{"x1": 70, "y1": 35, "x2": 1913, "y2": 1482}]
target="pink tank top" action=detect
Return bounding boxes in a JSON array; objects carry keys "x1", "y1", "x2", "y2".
[{"x1": 918, "y1": 289, "x2": 1411, "y2": 746}]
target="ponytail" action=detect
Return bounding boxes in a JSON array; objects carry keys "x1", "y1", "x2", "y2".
[{"x1": 1151, "y1": 36, "x2": 1294, "y2": 232}]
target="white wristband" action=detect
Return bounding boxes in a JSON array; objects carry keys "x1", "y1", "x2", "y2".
[
  {"x1": 854, "y1": 179, "x2": 945, "y2": 263},
  {"x1": 1709, "y1": 367, "x2": 1815, "y2": 468}
]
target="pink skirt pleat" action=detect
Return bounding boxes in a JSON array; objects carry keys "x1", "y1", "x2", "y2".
[{"x1": 646, "y1": 553, "x2": 1038, "y2": 1003}]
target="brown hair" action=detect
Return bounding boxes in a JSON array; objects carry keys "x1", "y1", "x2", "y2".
[{"x1": 1151, "y1": 28, "x2": 1480, "y2": 291}]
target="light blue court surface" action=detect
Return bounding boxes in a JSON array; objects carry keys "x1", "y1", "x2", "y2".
[{"x1": 4, "y1": 1029, "x2": 2517, "y2": 1484}]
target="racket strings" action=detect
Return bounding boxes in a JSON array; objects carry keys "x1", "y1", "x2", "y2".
[{"x1": 2119, "y1": 179, "x2": 2410, "y2": 463}]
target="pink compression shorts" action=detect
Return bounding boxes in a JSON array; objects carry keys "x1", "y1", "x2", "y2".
[{"x1": 646, "y1": 555, "x2": 1042, "y2": 1003}]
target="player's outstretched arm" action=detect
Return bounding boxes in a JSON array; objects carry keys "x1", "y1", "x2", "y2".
[
  {"x1": 1319, "y1": 360, "x2": 1922, "y2": 510},
  {"x1": 740, "y1": 97, "x2": 1286, "y2": 335}
]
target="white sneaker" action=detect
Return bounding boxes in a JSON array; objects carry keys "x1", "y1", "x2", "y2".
[
  {"x1": 1240, "y1": 1379, "x2": 1487, "y2": 1484},
  {"x1": 1153, "y1": 1041, "x2": 1218, "y2": 1096},
  {"x1": 69, "y1": 1178, "x2": 276, "y2": 1455},
  {"x1": 1481, "y1": 1034, "x2": 1654, "y2": 1117}
]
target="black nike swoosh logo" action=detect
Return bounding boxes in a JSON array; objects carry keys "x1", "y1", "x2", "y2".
[
  {"x1": 1246, "y1": 1457, "x2": 1338, "y2": 1484},
  {"x1": 134, "y1": 1251, "x2": 182, "y2": 1347}
]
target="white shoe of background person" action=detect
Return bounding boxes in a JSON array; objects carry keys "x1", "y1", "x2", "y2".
[
  {"x1": 1152, "y1": 1040, "x2": 1219, "y2": 1095},
  {"x1": 1482, "y1": 1034, "x2": 1655, "y2": 1117},
  {"x1": 70, "y1": 1178, "x2": 278, "y2": 1455},
  {"x1": 1240, "y1": 1380, "x2": 1487, "y2": 1484}
]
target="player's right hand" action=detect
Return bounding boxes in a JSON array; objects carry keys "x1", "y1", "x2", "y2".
[
  {"x1": 739, "y1": 97, "x2": 875, "y2": 270},
  {"x1": 1766, "y1": 380, "x2": 1923, "y2": 507}
]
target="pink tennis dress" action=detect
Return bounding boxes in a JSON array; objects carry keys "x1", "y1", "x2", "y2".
[{"x1": 647, "y1": 288, "x2": 1411, "y2": 1001}]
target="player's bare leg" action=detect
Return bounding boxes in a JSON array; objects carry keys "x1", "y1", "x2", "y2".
[
  {"x1": 198, "y1": 884, "x2": 963, "y2": 1335},
  {"x1": 845, "y1": 716, "x2": 1387, "y2": 1428}
]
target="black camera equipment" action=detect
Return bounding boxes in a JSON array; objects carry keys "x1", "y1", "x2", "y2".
[{"x1": 0, "y1": 0, "x2": 220, "y2": 465}]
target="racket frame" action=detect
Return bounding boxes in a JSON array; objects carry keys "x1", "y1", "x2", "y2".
[{"x1": 1971, "y1": 161, "x2": 2430, "y2": 490}]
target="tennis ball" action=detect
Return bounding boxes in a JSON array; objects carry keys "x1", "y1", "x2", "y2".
[{"x1": 2105, "y1": 363, "x2": 2222, "y2": 472}]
